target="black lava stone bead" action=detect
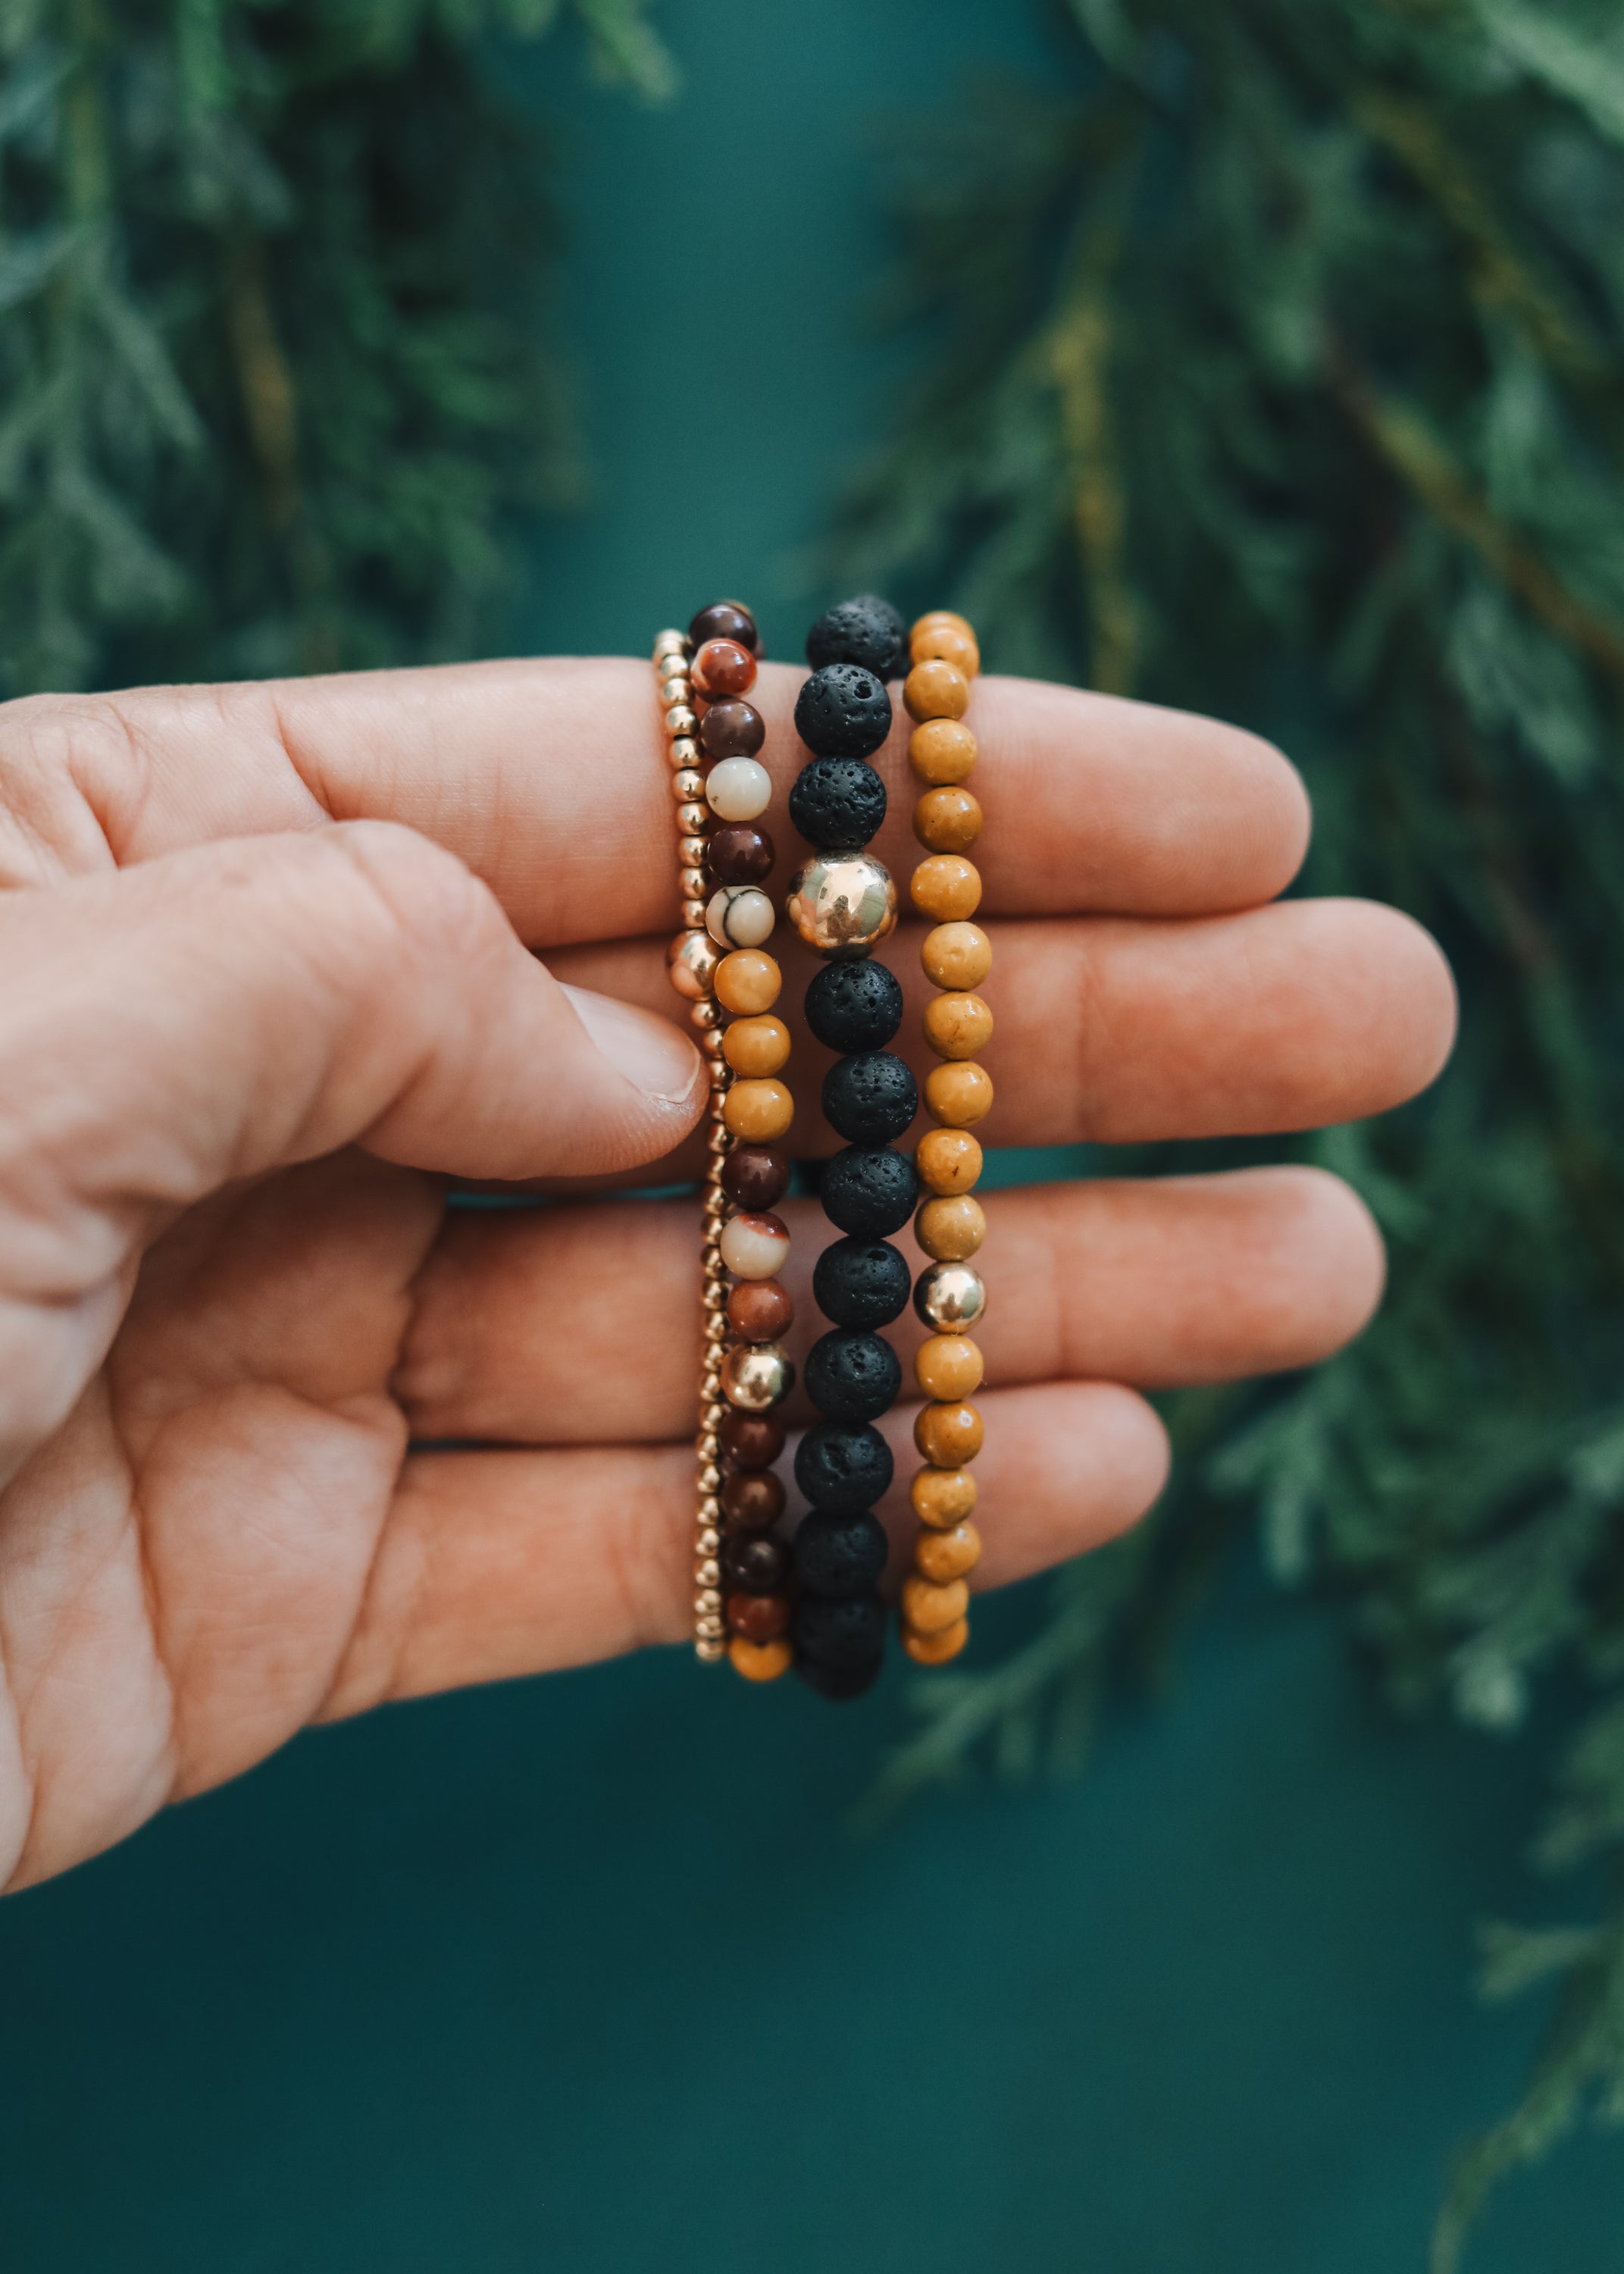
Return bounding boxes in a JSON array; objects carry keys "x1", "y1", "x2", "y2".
[
  {"x1": 793, "y1": 662, "x2": 893, "y2": 761},
  {"x1": 721, "y1": 1530, "x2": 790, "y2": 1596},
  {"x1": 804, "y1": 1330, "x2": 902, "y2": 1423},
  {"x1": 793, "y1": 1509, "x2": 889, "y2": 1599},
  {"x1": 822, "y1": 1051, "x2": 918, "y2": 1146},
  {"x1": 818, "y1": 1146, "x2": 917, "y2": 1237},
  {"x1": 793, "y1": 1589, "x2": 887, "y2": 1669},
  {"x1": 813, "y1": 1236, "x2": 911, "y2": 1329},
  {"x1": 805, "y1": 594, "x2": 908, "y2": 682},
  {"x1": 787, "y1": 755, "x2": 887, "y2": 850},
  {"x1": 796, "y1": 1650, "x2": 884, "y2": 1701},
  {"x1": 795, "y1": 1421, "x2": 895, "y2": 1514},
  {"x1": 804, "y1": 958, "x2": 903, "y2": 1054}
]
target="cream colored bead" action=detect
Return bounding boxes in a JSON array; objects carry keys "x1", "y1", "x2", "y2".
[
  {"x1": 706, "y1": 756, "x2": 773, "y2": 822},
  {"x1": 718, "y1": 1212, "x2": 791, "y2": 1280},
  {"x1": 706, "y1": 885, "x2": 775, "y2": 949}
]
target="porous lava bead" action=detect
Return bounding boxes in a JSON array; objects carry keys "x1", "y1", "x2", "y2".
[
  {"x1": 699, "y1": 699, "x2": 765, "y2": 760},
  {"x1": 721, "y1": 1469, "x2": 786, "y2": 1528},
  {"x1": 796, "y1": 1651, "x2": 884, "y2": 1700},
  {"x1": 822, "y1": 1051, "x2": 918, "y2": 1146},
  {"x1": 787, "y1": 755, "x2": 887, "y2": 850},
  {"x1": 793, "y1": 1588, "x2": 887, "y2": 1668},
  {"x1": 804, "y1": 958, "x2": 904, "y2": 1053},
  {"x1": 812, "y1": 1236, "x2": 911, "y2": 1329},
  {"x1": 793, "y1": 662, "x2": 893, "y2": 761},
  {"x1": 793, "y1": 1509, "x2": 890, "y2": 1599},
  {"x1": 689, "y1": 600, "x2": 759, "y2": 653},
  {"x1": 819, "y1": 1145, "x2": 917, "y2": 1236},
  {"x1": 806, "y1": 594, "x2": 907, "y2": 681},
  {"x1": 721, "y1": 1144, "x2": 790, "y2": 1211},
  {"x1": 805, "y1": 1330, "x2": 902, "y2": 1423},
  {"x1": 795, "y1": 1420, "x2": 894, "y2": 1514},
  {"x1": 728, "y1": 1591, "x2": 790, "y2": 1643},
  {"x1": 707, "y1": 823, "x2": 774, "y2": 886},
  {"x1": 725, "y1": 1277, "x2": 793, "y2": 1341},
  {"x1": 722, "y1": 1530, "x2": 790, "y2": 1595},
  {"x1": 719, "y1": 1409, "x2": 785, "y2": 1470}
]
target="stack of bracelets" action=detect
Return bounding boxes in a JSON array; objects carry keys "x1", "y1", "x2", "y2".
[{"x1": 656, "y1": 593, "x2": 988, "y2": 1696}]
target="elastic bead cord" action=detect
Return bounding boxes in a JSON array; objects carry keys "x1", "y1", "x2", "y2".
[
  {"x1": 656, "y1": 603, "x2": 795, "y2": 1680},
  {"x1": 901, "y1": 611, "x2": 988, "y2": 1667},
  {"x1": 786, "y1": 596, "x2": 913, "y2": 1701}
]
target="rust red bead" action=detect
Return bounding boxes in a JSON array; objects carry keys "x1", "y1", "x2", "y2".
[
  {"x1": 726, "y1": 1277, "x2": 795, "y2": 1341},
  {"x1": 719, "y1": 1410, "x2": 785, "y2": 1470},
  {"x1": 692, "y1": 637, "x2": 758, "y2": 698},
  {"x1": 721, "y1": 1469, "x2": 787, "y2": 1527},
  {"x1": 728, "y1": 1591, "x2": 790, "y2": 1643}
]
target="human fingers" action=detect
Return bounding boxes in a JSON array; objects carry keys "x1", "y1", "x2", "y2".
[
  {"x1": 531, "y1": 896, "x2": 1455, "y2": 1184},
  {"x1": 319, "y1": 1382, "x2": 1169, "y2": 1707},
  {"x1": 0, "y1": 825, "x2": 700, "y2": 1480},
  {"x1": 2, "y1": 663, "x2": 1308, "y2": 932},
  {"x1": 395, "y1": 1167, "x2": 1381, "y2": 1446}
]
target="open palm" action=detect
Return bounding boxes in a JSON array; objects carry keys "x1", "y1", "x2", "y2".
[{"x1": 0, "y1": 657, "x2": 1453, "y2": 1890}]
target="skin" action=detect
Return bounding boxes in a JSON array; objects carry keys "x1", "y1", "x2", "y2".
[{"x1": 0, "y1": 659, "x2": 1457, "y2": 1892}]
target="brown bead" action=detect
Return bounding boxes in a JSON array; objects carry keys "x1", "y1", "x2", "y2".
[
  {"x1": 914, "y1": 1399, "x2": 984, "y2": 1467},
  {"x1": 714, "y1": 949, "x2": 781, "y2": 1014},
  {"x1": 728, "y1": 1590, "x2": 790, "y2": 1642},
  {"x1": 722, "y1": 1013, "x2": 790, "y2": 1077},
  {"x1": 722, "y1": 1468, "x2": 787, "y2": 1529},
  {"x1": 909, "y1": 621, "x2": 980, "y2": 678},
  {"x1": 914, "y1": 1519, "x2": 981, "y2": 1582},
  {"x1": 924, "y1": 991, "x2": 993, "y2": 1060},
  {"x1": 913, "y1": 1332, "x2": 984, "y2": 1400},
  {"x1": 903, "y1": 659, "x2": 971, "y2": 724},
  {"x1": 708, "y1": 823, "x2": 774, "y2": 886},
  {"x1": 690, "y1": 601, "x2": 759, "y2": 653},
  {"x1": 903, "y1": 1617, "x2": 969, "y2": 1665},
  {"x1": 721, "y1": 1144, "x2": 790, "y2": 1210},
  {"x1": 909, "y1": 854, "x2": 981, "y2": 921},
  {"x1": 915, "y1": 1194, "x2": 987, "y2": 1264},
  {"x1": 724, "y1": 1076, "x2": 793, "y2": 1142},
  {"x1": 921, "y1": 921, "x2": 991, "y2": 991},
  {"x1": 692, "y1": 637, "x2": 758, "y2": 699},
  {"x1": 912, "y1": 1464, "x2": 978, "y2": 1527},
  {"x1": 728, "y1": 1633, "x2": 793, "y2": 1682},
  {"x1": 699, "y1": 699, "x2": 765, "y2": 760},
  {"x1": 915, "y1": 1127, "x2": 983, "y2": 1194},
  {"x1": 909, "y1": 719, "x2": 978, "y2": 785},
  {"x1": 726, "y1": 1277, "x2": 794, "y2": 1341},
  {"x1": 925, "y1": 1060, "x2": 993, "y2": 1127},
  {"x1": 913, "y1": 788, "x2": 983, "y2": 854},
  {"x1": 902, "y1": 1572, "x2": 971, "y2": 1633},
  {"x1": 719, "y1": 1410, "x2": 786, "y2": 1469}
]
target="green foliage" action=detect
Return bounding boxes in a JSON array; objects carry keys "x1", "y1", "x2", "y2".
[
  {"x1": 837, "y1": 0, "x2": 1624, "y2": 2255},
  {"x1": 0, "y1": 0, "x2": 670, "y2": 693}
]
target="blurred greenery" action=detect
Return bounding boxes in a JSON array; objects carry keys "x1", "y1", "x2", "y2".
[{"x1": 828, "y1": 2, "x2": 1624, "y2": 2257}]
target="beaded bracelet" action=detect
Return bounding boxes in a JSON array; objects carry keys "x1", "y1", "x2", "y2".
[
  {"x1": 656, "y1": 602, "x2": 798, "y2": 1681},
  {"x1": 784, "y1": 596, "x2": 916, "y2": 1700},
  {"x1": 900, "y1": 612, "x2": 989, "y2": 1666}
]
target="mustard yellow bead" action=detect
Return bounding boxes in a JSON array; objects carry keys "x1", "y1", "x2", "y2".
[
  {"x1": 722, "y1": 1013, "x2": 790, "y2": 1076},
  {"x1": 911, "y1": 609, "x2": 975, "y2": 641},
  {"x1": 729, "y1": 1634, "x2": 793, "y2": 1682},
  {"x1": 922, "y1": 920, "x2": 991, "y2": 990},
  {"x1": 914, "y1": 1399, "x2": 984, "y2": 1467},
  {"x1": 914, "y1": 786, "x2": 982, "y2": 854},
  {"x1": 909, "y1": 621, "x2": 979, "y2": 678},
  {"x1": 714, "y1": 948, "x2": 781, "y2": 1015},
  {"x1": 914, "y1": 1519, "x2": 982, "y2": 1583},
  {"x1": 724, "y1": 1077, "x2": 793, "y2": 1142},
  {"x1": 915, "y1": 1127, "x2": 983, "y2": 1193},
  {"x1": 910, "y1": 854, "x2": 981, "y2": 922},
  {"x1": 915, "y1": 1194, "x2": 987, "y2": 1263},
  {"x1": 904, "y1": 658, "x2": 972, "y2": 723},
  {"x1": 903, "y1": 1615, "x2": 970, "y2": 1665},
  {"x1": 923, "y1": 991, "x2": 993, "y2": 1060},
  {"x1": 909, "y1": 719, "x2": 978, "y2": 785},
  {"x1": 913, "y1": 1331, "x2": 984, "y2": 1400},
  {"x1": 902, "y1": 1571, "x2": 971, "y2": 1633},
  {"x1": 912, "y1": 1464, "x2": 978, "y2": 1527},
  {"x1": 925, "y1": 1060, "x2": 993, "y2": 1127}
]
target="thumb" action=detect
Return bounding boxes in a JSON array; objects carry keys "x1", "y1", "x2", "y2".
[{"x1": 0, "y1": 822, "x2": 703, "y2": 1465}]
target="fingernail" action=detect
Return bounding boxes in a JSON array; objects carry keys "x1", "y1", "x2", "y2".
[{"x1": 560, "y1": 985, "x2": 701, "y2": 1104}]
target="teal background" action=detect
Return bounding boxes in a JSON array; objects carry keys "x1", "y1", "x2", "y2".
[{"x1": 2, "y1": 4, "x2": 1621, "y2": 2267}]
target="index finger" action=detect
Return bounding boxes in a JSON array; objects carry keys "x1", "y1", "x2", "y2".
[{"x1": 6, "y1": 658, "x2": 1309, "y2": 944}]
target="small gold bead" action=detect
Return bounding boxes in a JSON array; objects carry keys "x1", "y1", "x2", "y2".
[
  {"x1": 698, "y1": 1462, "x2": 721, "y2": 1494},
  {"x1": 678, "y1": 832, "x2": 709, "y2": 867},
  {"x1": 706, "y1": 1057, "x2": 731, "y2": 1088},
  {"x1": 701, "y1": 1029, "x2": 729, "y2": 1059},
  {"x1": 676, "y1": 805, "x2": 709, "y2": 841},
  {"x1": 696, "y1": 1430, "x2": 720, "y2": 1460},
  {"x1": 665, "y1": 703, "x2": 697, "y2": 738},
  {"x1": 653, "y1": 628, "x2": 687, "y2": 659},
  {"x1": 697, "y1": 1525, "x2": 721, "y2": 1557},
  {"x1": 696, "y1": 1586, "x2": 722, "y2": 1615},
  {"x1": 690, "y1": 996, "x2": 724, "y2": 1030},
  {"x1": 701, "y1": 1370, "x2": 722, "y2": 1401},
  {"x1": 696, "y1": 1558, "x2": 721, "y2": 1589},
  {"x1": 659, "y1": 675, "x2": 690, "y2": 709},
  {"x1": 683, "y1": 897, "x2": 709, "y2": 930},
  {"x1": 706, "y1": 1121, "x2": 732, "y2": 1151},
  {"x1": 698, "y1": 1493, "x2": 721, "y2": 1524},
  {"x1": 696, "y1": 1636, "x2": 728, "y2": 1663},
  {"x1": 679, "y1": 864, "x2": 708, "y2": 901},
  {"x1": 669, "y1": 735, "x2": 702, "y2": 769},
  {"x1": 673, "y1": 770, "x2": 705, "y2": 802}
]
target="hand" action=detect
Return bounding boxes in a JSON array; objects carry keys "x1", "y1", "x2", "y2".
[{"x1": 0, "y1": 659, "x2": 1453, "y2": 1890}]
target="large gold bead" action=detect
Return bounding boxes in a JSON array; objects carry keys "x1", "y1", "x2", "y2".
[
  {"x1": 915, "y1": 1260, "x2": 987, "y2": 1331},
  {"x1": 721, "y1": 1341, "x2": 795, "y2": 1411},
  {"x1": 785, "y1": 850, "x2": 898, "y2": 960},
  {"x1": 667, "y1": 928, "x2": 721, "y2": 1001}
]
